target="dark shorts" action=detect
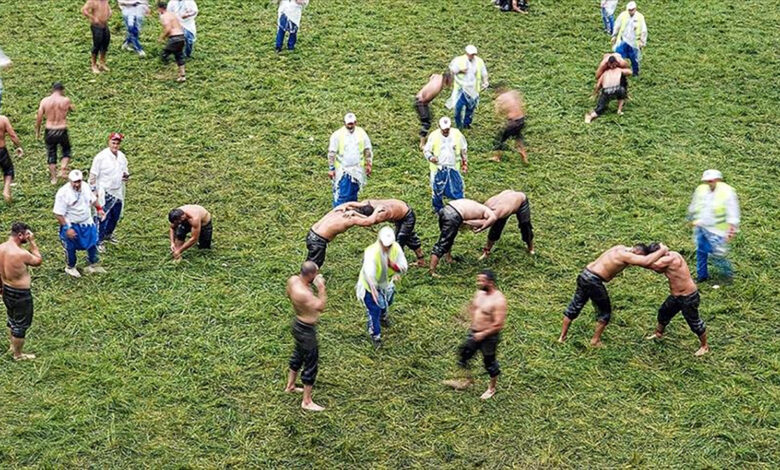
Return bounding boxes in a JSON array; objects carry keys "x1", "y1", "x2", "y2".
[
  {"x1": 4, "y1": 285, "x2": 33, "y2": 339},
  {"x1": 91, "y1": 24, "x2": 111, "y2": 55},
  {"x1": 458, "y1": 330, "x2": 501, "y2": 377},
  {"x1": 174, "y1": 219, "x2": 213, "y2": 248},
  {"x1": 594, "y1": 86, "x2": 627, "y2": 115},
  {"x1": 162, "y1": 35, "x2": 186, "y2": 66},
  {"x1": 0, "y1": 147, "x2": 14, "y2": 178},
  {"x1": 289, "y1": 318, "x2": 319, "y2": 386},
  {"x1": 432, "y1": 204, "x2": 463, "y2": 258},
  {"x1": 487, "y1": 198, "x2": 534, "y2": 246},
  {"x1": 414, "y1": 97, "x2": 432, "y2": 138},
  {"x1": 44, "y1": 129, "x2": 72, "y2": 164},
  {"x1": 493, "y1": 117, "x2": 526, "y2": 150},
  {"x1": 305, "y1": 229, "x2": 329, "y2": 268},
  {"x1": 564, "y1": 268, "x2": 612, "y2": 324},
  {"x1": 658, "y1": 290, "x2": 706, "y2": 337},
  {"x1": 395, "y1": 207, "x2": 422, "y2": 252}
]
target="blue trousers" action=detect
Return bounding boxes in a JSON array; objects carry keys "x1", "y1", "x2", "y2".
[
  {"x1": 60, "y1": 224, "x2": 99, "y2": 268},
  {"x1": 364, "y1": 288, "x2": 394, "y2": 340},
  {"x1": 183, "y1": 30, "x2": 195, "y2": 58},
  {"x1": 275, "y1": 14, "x2": 298, "y2": 51},
  {"x1": 431, "y1": 168, "x2": 464, "y2": 213},
  {"x1": 615, "y1": 41, "x2": 640, "y2": 77},
  {"x1": 695, "y1": 226, "x2": 733, "y2": 280},
  {"x1": 333, "y1": 174, "x2": 360, "y2": 207},
  {"x1": 454, "y1": 93, "x2": 478, "y2": 128},
  {"x1": 98, "y1": 194, "x2": 123, "y2": 242},
  {"x1": 122, "y1": 14, "x2": 144, "y2": 52},
  {"x1": 601, "y1": 8, "x2": 615, "y2": 34}
]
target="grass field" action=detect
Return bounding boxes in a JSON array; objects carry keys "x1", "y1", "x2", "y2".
[{"x1": 0, "y1": 0, "x2": 778, "y2": 467}]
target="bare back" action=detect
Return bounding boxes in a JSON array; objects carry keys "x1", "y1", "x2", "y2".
[
  {"x1": 161, "y1": 11, "x2": 184, "y2": 36},
  {"x1": 40, "y1": 94, "x2": 72, "y2": 129},
  {"x1": 587, "y1": 245, "x2": 634, "y2": 281},
  {"x1": 470, "y1": 289, "x2": 507, "y2": 332},
  {"x1": 484, "y1": 190, "x2": 526, "y2": 219},
  {"x1": 181, "y1": 204, "x2": 211, "y2": 225},
  {"x1": 653, "y1": 252, "x2": 697, "y2": 296},
  {"x1": 286, "y1": 275, "x2": 321, "y2": 324},
  {"x1": 0, "y1": 116, "x2": 14, "y2": 148},
  {"x1": 311, "y1": 208, "x2": 361, "y2": 240},
  {"x1": 368, "y1": 199, "x2": 409, "y2": 221},
  {"x1": 0, "y1": 241, "x2": 33, "y2": 289},
  {"x1": 494, "y1": 90, "x2": 524, "y2": 120},
  {"x1": 416, "y1": 74, "x2": 445, "y2": 103},
  {"x1": 601, "y1": 68, "x2": 625, "y2": 89},
  {"x1": 449, "y1": 199, "x2": 494, "y2": 223}
]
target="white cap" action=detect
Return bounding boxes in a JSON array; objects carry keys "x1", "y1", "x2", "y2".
[
  {"x1": 344, "y1": 113, "x2": 357, "y2": 124},
  {"x1": 68, "y1": 169, "x2": 83, "y2": 182},
  {"x1": 626, "y1": 1, "x2": 637, "y2": 10},
  {"x1": 439, "y1": 116, "x2": 451, "y2": 130},
  {"x1": 465, "y1": 44, "x2": 478, "y2": 55},
  {"x1": 378, "y1": 226, "x2": 395, "y2": 247},
  {"x1": 701, "y1": 169, "x2": 722, "y2": 181}
]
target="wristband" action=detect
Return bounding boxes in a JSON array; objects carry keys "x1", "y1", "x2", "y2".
[
  {"x1": 329, "y1": 166, "x2": 335, "y2": 171},
  {"x1": 64, "y1": 224, "x2": 71, "y2": 231},
  {"x1": 95, "y1": 205, "x2": 103, "y2": 212}
]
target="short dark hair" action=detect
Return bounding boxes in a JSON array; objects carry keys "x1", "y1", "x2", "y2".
[
  {"x1": 301, "y1": 261, "x2": 318, "y2": 277},
  {"x1": 443, "y1": 71, "x2": 454, "y2": 83},
  {"x1": 479, "y1": 269, "x2": 496, "y2": 284},
  {"x1": 157, "y1": 1, "x2": 168, "y2": 8},
  {"x1": 634, "y1": 242, "x2": 661, "y2": 255},
  {"x1": 352, "y1": 203, "x2": 374, "y2": 217},
  {"x1": 52, "y1": 82, "x2": 64, "y2": 91},
  {"x1": 10, "y1": 222, "x2": 30, "y2": 236},
  {"x1": 608, "y1": 56, "x2": 617, "y2": 65},
  {"x1": 168, "y1": 208, "x2": 185, "y2": 224}
]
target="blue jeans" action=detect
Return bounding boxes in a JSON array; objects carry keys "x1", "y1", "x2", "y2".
[
  {"x1": 695, "y1": 226, "x2": 733, "y2": 280},
  {"x1": 431, "y1": 167, "x2": 464, "y2": 213},
  {"x1": 60, "y1": 224, "x2": 99, "y2": 268},
  {"x1": 364, "y1": 287, "x2": 394, "y2": 340},
  {"x1": 615, "y1": 41, "x2": 639, "y2": 77},
  {"x1": 454, "y1": 93, "x2": 478, "y2": 128},
  {"x1": 332, "y1": 174, "x2": 360, "y2": 207},
  {"x1": 275, "y1": 14, "x2": 299, "y2": 51},
  {"x1": 98, "y1": 194, "x2": 123, "y2": 242},
  {"x1": 122, "y1": 14, "x2": 144, "y2": 52},
  {"x1": 183, "y1": 29, "x2": 195, "y2": 58},
  {"x1": 601, "y1": 8, "x2": 615, "y2": 34}
]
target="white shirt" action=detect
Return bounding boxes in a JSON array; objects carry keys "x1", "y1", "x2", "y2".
[
  {"x1": 449, "y1": 56, "x2": 488, "y2": 99},
  {"x1": 328, "y1": 128, "x2": 372, "y2": 168},
  {"x1": 361, "y1": 245, "x2": 408, "y2": 291},
  {"x1": 278, "y1": 0, "x2": 309, "y2": 26},
  {"x1": 601, "y1": 0, "x2": 618, "y2": 15},
  {"x1": 424, "y1": 131, "x2": 468, "y2": 168},
  {"x1": 53, "y1": 183, "x2": 97, "y2": 225},
  {"x1": 688, "y1": 185, "x2": 741, "y2": 236},
  {"x1": 167, "y1": 0, "x2": 198, "y2": 34},
  {"x1": 90, "y1": 148, "x2": 128, "y2": 200},
  {"x1": 118, "y1": 0, "x2": 149, "y2": 16}
]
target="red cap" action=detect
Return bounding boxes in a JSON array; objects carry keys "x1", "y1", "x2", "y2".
[{"x1": 109, "y1": 132, "x2": 124, "y2": 142}]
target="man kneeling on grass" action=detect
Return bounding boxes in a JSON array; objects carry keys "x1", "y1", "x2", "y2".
[
  {"x1": 647, "y1": 250, "x2": 710, "y2": 356},
  {"x1": 444, "y1": 270, "x2": 507, "y2": 400},
  {"x1": 168, "y1": 204, "x2": 211, "y2": 260}
]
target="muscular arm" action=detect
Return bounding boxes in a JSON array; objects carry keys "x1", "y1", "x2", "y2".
[
  {"x1": 621, "y1": 246, "x2": 669, "y2": 268},
  {"x1": 621, "y1": 67, "x2": 633, "y2": 76},
  {"x1": 650, "y1": 254, "x2": 674, "y2": 272},
  {"x1": 4, "y1": 120, "x2": 21, "y2": 149},
  {"x1": 178, "y1": 218, "x2": 201, "y2": 252},
  {"x1": 81, "y1": 1, "x2": 94, "y2": 21},
  {"x1": 25, "y1": 240, "x2": 43, "y2": 267},
  {"x1": 302, "y1": 284, "x2": 326, "y2": 313},
  {"x1": 348, "y1": 207, "x2": 387, "y2": 226},
  {"x1": 35, "y1": 103, "x2": 44, "y2": 138},
  {"x1": 473, "y1": 209, "x2": 498, "y2": 234},
  {"x1": 169, "y1": 224, "x2": 176, "y2": 246},
  {"x1": 593, "y1": 75, "x2": 604, "y2": 95}
]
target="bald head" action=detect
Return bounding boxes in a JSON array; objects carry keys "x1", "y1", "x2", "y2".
[{"x1": 300, "y1": 261, "x2": 319, "y2": 280}]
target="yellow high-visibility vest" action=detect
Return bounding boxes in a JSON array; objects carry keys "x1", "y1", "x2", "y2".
[
  {"x1": 334, "y1": 126, "x2": 368, "y2": 170},
  {"x1": 692, "y1": 182, "x2": 733, "y2": 232},
  {"x1": 359, "y1": 241, "x2": 402, "y2": 291},
  {"x1": 452, "y1": 55, "x2": 484, "y2": 96},
  {"x1": 427, "y1": 128, "x2": 464, "y2": 174},
  {"x1": 614, "y1": 11, "x2": 645, "y2": 44}
]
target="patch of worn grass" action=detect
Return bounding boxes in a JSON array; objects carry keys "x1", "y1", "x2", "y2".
[{"x1": 0, "y1": 0, "x2": 778, "y2": 467}]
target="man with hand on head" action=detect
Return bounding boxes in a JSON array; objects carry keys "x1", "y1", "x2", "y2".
[
  {"x1": 89, "y1": 133, "x2": 129, "y2": 253},
  {"x1": 168, "y1": 204, "x2": 212, "y2": 260},
  {"x1": 423, "y1": 117, "x2": 468, "y2": 214},
  {"x1": 285, "y1": 261, "x2": 327, "y2": 411},
  {"x1": 328, "y1": 113, "x2": 373, "y2": 207},
  {"x1": 0, "y1": 222, "x2": 42, "y2": 361},
  {"x1": 356, "y1": 227, "x2": 408, "y2": 349},
  {"x1": 54, "y1": 170, "x2": 106, "y2": 278}
]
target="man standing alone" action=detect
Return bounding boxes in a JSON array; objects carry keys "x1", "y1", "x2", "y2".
[
  {"x1": 611, "y1": 1, "x2": 647, "y2": 77},
  {"x1": 328, "y1": 113, "x2": 373, "y2": 207},
  {"x1": 448, "y1": 45, "x2": 489, "y2": 129},
  {"x1": 36, "y1": 83, "x2": 75, "y2": 184},
  {"x1": 688, "y1": 169, "x2": 740, "y2": 285},
  {"x1": 423, "y1": 117, "x2": 468, "y2": 213},
  {"x1": 81, "y1": 0, "x2": 112, "y2": 73},
  {"x1": 157, "y1": 2, "x2": 187, "y2": 82},
  {"x1": 0, "y1": 223, "x2": 42, "y2": 361},
  {"x1": 276, "y1": 0, "x2": 309, "y2": 53},
  {"x1": 89, "y1": 133, "x2": 129, "y2": 252}
]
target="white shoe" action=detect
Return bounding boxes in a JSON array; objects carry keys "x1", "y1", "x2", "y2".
[
  {"x1": 121, "y1": 42, "x2": 132, "y2": 51},
  {"x1": 65, "y1": 267, "x2": 81, "y2": 278},
  {"x1": 85, "y1": 265, "x2": 107, "y2": 274},
  {"x1": 137, "y1": 50, "x2": 146, "y2": 58},
  {"x1": 97, "y1": 243, "x2": 106, "y2": 253},
  {"x1": 108, "y1": 234, "x2": 119, "y2": 244}
]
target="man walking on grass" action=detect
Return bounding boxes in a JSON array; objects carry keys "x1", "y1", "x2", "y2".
[
  {"x1": 285, "y1": 261, "x2": 327, "y2": 411},
  {"x1": 647, "y1": 250, "x2": 710, "y2": 356},
  {"x1": 0, "y1": 113, "x2": 23, "y2": 203},
  {"x1": 558, "y1": 242, "x2": 668, "y2": 347},
  {"x1": 119, "y1": 0, "x2": 150, "y2": 57},
  {"x1": 423, "y1": 117, "x2": 468, "y2": 214},
  {"x1": 444, "y1": 270, "x2": 507, "y2": 400},
  {"x1": 54, "y1": 170, "x2": 106, "y2": 278},
  {"x1": 611, "y1": 1, "x2": 647, "y2": 77},
  {"x1": 157, "y1": 2, "x2": 187, "y2": 82},
  {"x1": 0, "y1": 223, "x2": 42, "y2": 361},
  {"x1": 89, "y1": 133, "x2": 129, "y2": 252},
  {"x1": 81, "y1": 0, "x2": 112, "y2": 74},
  {"x1": 36, "y1": 83, "x2": 75, "y2": 184},
  {"x1": 448, "y1": 45, "x2": 489, "y2": 129}
]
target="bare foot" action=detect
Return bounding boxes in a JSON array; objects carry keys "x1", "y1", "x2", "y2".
[
  {"x1": 176, "y1": 76, "x2": 187, "y2": 83},
  {"x1": 589, "y1": 340, "x2": 604, "y2": 348},
  {"x1": 445, "y1": 254, "x2": 454, "y2": 264},
  {"x1": 91, "y1": 65, "x2": 101, "y2": 74},
  {"x1": 478, "y1": 250, "x2": 490, "y2": 261},
  {"x1": 489, "y1": 154, "x2": 501, "y2": 162},
  {"x1": 585, "y1": 113, "x2": 593, "y2": 124},
  {"x1": 415, "y1": 258, "x2": 426, "y2": 268},
  {"x1": 285, "y1": 386, "x2": 304, "y2": 393},
  {"x1": 443, "y1": 379, "x2": 473, "y2": 390},
  {"x1": 480, "y1": 388, "x2": 496, "y2": 400},
  {"x1": 645, "y1": 333, "x2": 662, "y2": 341},
  {"x1": 430, "y1": 271, "x2": 441, "y2": 278},
  {"x1": 301, "y1": 401, "x2": 325, "y2": 411},
  {"x1": 99, "y1": 63, "x2": 110, "y2": 72},
  {"x1": 694, "y1": 346, "x2": 710, "y2": 357},
  {"x1": 14, "y1": 353, "x2": 36, "y2": 361},
  {"x1": 557, "y1": 336, "x2": 566, "y2": 343},
  {"x1": 3, "y1": 193, "x2": 11, "y2": 203}
]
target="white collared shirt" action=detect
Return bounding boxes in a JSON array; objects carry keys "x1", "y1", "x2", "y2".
[
  {"x1": 278, "y1": 0, "x2": 309, "y2": 26},
  {"x1": 423, "y1": 131, "x2": 468, "y2": 168},
  {"x1": 328, "y1": 128, "x2": 372, "y2": 168},
  {"x1": 90, "y1": 147, "x2": 128, "y2": 200},
  {"x1": 167, "y1": 0, "x2": 198, "y2": 34},
  {"x1": 53, "y1": 183, "x2": 96, "y2": 225}
]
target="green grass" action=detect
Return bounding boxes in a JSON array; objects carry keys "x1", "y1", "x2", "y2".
[{"x1": 0, "y1": 0, "x2": 778, "y2": 467}]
